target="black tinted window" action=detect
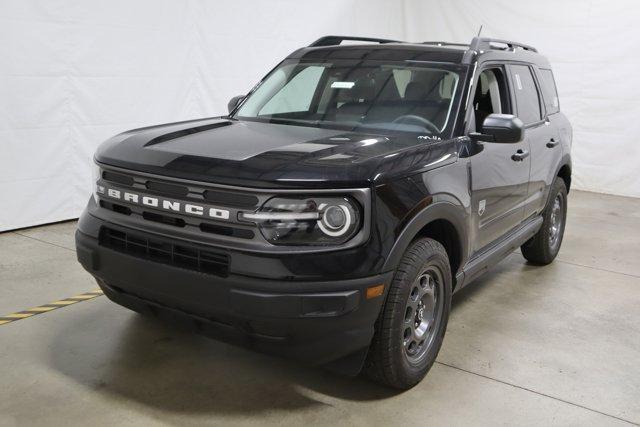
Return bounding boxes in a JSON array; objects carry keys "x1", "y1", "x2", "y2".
[
  {"x1": 510, "y1": 65, "x2": 542, "y2": 124},
  {"x1": 473, "y1": 68, "x2": 511, "y2": 132},
  {"x1": 538, "y1": 69, "x2": 560, "y2": 114}
]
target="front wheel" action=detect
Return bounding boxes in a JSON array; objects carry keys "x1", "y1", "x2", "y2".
[
  {"x1": 365, "y1": 238, "x2": 452, "y2": 389},
  {"x1": 521, "y1": 179, "x2": 568, "y2": 264}
]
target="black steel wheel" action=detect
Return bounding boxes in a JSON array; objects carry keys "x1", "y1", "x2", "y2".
[
  {"x1": 402, "y1": 266, "x2": 444, "y2": 364},
  {"x1": 365, "y1": 238, "x2": 452, "y2": 389},
  {"x1": 521, "y1": 178, "x2": 568, "y2": 265}
]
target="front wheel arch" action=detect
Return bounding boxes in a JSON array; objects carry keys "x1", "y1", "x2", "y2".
[{"x1": 382, "y1": 202, "x2": 467, "y2": 288}]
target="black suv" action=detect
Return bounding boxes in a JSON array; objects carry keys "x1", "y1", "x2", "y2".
[{"x1": 76, "y1": 35, "x2": 571, "y2": 389}]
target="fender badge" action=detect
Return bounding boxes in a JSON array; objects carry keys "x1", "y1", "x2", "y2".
[{"x1": 478, "y1": 200, "x2": 486, "y2": 216}]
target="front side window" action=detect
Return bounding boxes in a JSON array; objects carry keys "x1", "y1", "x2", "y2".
[
  {"x1": 472, "y1": 67, "x2": 511, "y2": 132},
  {"x1": 509, "y1": 64, "x2": 542, "y2": 124},
  {"x1": 235, "y1": 60, "x2": 463, "y2": 136}
]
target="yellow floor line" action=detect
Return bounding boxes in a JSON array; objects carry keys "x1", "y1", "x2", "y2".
[
  {"x1": 27, "y1": 307, "x2": 57, "y2": 312},
  {"x1": 0, "y1": 289, "x2": 104, "y2": 326}
]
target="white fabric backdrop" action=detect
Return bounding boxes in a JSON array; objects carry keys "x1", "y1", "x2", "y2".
[
  {"x1": 3, "y1": 0, "x2": 639, "y2": 231},
  {"x1": 0, "y1": 0, "x2": 404, "y2": 231},
  {"x1": 404, "y1": 0, "x2": 640, "y2": 199}
]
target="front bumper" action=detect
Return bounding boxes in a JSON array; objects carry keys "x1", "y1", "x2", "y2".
[{"x1": 75, "y1": 218, "x2": 393, "y2": 371}]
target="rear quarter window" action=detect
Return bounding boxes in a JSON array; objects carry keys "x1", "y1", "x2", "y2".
[{"x1": 538, "y1": 68, "x2": 560, "y2": 115}]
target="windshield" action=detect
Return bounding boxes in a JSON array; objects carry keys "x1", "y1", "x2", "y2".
[{"x1": 234, "y1": 59, "x2": 463, "y2": 136}]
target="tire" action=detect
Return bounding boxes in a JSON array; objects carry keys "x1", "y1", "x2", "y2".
[
  {"x1": 521, "y1": 178, "x2": 568, "y2": 265},
  {"x1": 365, "y1": 238, "x2": 452, "y2": 389}
]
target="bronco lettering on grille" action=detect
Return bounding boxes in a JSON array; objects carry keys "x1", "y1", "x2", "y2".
[{"x1": 97, "y1": 184, "x2": 230, "y2": 220}]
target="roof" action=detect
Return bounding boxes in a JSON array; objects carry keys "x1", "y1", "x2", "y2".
[{"x1": 287, "y1": 35, "x2": 551, "y2": 68}]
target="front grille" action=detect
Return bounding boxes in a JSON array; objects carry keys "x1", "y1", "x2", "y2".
[
  {"x1": 203, "y1": 189, "x2": 258, "y2": 208},
  {"x1": 145, "y1": 180, "x2": 189, "y2": 197},
  {"x1": 100, "y1": 199, "x2": 256, "y2": 239},
  {"x1": 97, "y1": 166, "x2": 262, "y2": 241},
  {"x1": 100, "y1": 200, "x2": 132, "y2": 216},
  {"x1": 142, "y1": 211, "x2": 186, "y2": 227},
  {"x1": 100, "y1": 227, "x2": 229, "y2": 277},
  {"x1": 102, "y1": 171, "x2": 134, "y2": 187},
  {"x1": 200, "y1": 222, "x2": 254, "y2": 239}
]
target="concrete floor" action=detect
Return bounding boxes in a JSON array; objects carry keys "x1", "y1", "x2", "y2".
[{"x1": 1, "y1": 189, "x2": 639, "y2": 426}]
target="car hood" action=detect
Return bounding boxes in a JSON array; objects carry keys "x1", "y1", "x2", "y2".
[{"x1": 96, "y1": 117, "x2": 457, "y2": 189}]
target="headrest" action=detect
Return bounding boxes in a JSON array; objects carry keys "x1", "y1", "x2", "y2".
[
  {"x1": 404, "y1": 81, "x2": 427, "y2": 101},
  {"x1": 349, "y1": 77, "x2": 376, "y2": 102}
]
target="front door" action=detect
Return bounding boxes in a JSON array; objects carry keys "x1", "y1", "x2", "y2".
[{"x1": 467, "y1": 66, "x2": 531, "y2": 254}]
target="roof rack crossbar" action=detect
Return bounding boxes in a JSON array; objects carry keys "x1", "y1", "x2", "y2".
[{"x1": 309, "y1": 35, "x2": 401, "y2": 47}]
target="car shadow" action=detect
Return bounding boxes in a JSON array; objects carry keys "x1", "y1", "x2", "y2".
[
  {"x1": 48, "y1": 302, "x2": 399, "y2": 416},
  {"x1": 48, "y1": 256, "x2": 523, "y2": 415}
]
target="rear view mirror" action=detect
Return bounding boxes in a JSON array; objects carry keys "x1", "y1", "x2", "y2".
[
  {"x1": 227, "y1": 95, "x2": 245, "y2": 114},
  {"x1": 470, "y1": 114, "x2": 524, "y2": 143}
]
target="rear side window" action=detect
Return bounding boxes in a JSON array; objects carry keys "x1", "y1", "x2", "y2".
[
  {"x1": 509, "y1": 65, "x2": 542, "y2": 124},
  {"x1": 538, "y1": 68, "x2": 560, "y2": 114}
]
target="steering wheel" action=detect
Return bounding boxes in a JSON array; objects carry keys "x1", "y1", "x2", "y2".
[{"x1": 392, "y1": 115, "x2": 440, "y2": 134}]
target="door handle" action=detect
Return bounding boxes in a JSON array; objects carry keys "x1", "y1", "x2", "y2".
[
  {"x1": 511, "y1": 149, "x2": 530, "y2": 162},
  {"x1": 546, "y1": 138, "x2": 559, "y2": 148}
]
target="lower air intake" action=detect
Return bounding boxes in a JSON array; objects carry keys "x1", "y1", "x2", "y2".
[{"x1": 99, "y1": 227, "x2": 229, "y2": 277}]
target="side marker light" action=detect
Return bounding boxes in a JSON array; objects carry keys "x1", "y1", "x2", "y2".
[{"x1": 366, "y1": 284, "x2": 385, "y2": 299}]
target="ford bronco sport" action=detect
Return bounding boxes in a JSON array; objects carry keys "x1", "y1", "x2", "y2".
[{"x1": 76, "y1": 35, "x2": 572, "y2": 389}]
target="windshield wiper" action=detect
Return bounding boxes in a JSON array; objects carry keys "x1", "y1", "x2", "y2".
[{"x1": 263, "y1": 117, "x2": 325, "y2": 128}]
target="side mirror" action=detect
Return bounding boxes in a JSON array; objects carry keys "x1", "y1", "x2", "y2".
[
  {"x1": 227, "y1": 95, "x2": 245, "y2": 114},
  {"x1": 470, "y1": 114, "x2": 524, "y2": 143}
]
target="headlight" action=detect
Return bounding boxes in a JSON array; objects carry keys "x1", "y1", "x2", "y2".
[
  {"x1": 91, "y1": 161, "x2": 101, "y2": 204},
  {"x1": 239, "y1": 196, "x2": 362, "y2": 245}
]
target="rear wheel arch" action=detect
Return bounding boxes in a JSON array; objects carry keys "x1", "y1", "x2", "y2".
[{"x1": 557, "y1": 163, "x2": 571, "y2": 193}]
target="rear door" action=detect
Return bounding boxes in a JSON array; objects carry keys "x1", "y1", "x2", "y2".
[
  {"x1": 507, "y1": 64, "x2": 559, "y2": 218},
  {"x1": 527, "y1": 67, "x2": 564, "y2": 216}
]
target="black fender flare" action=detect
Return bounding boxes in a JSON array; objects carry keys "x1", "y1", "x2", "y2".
[
  {"x1": 554, "y1": 154, "x2": 572, "y2": 190},
  {"x1": 381, "y1": 201, "x2": 469, "y2": 278}
]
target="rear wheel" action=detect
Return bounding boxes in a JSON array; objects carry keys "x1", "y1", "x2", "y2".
[
  {"x1": 521, "y1": 179, "x2": 568, "y2": 264},
  {"x1": 365, "y1": 238, "x2": 452, "y2": 389}
]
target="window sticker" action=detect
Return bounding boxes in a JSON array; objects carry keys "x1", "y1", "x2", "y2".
[
  {"x1": 515, "y1": 74, "x2": 523, "y2": 90},
  {"x1": 331, "y1": 81, "x2": 355, "y2": 89}
]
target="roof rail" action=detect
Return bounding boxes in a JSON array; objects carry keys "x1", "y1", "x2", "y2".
[
  {"x1": 422, "y1": 41, "x2": 469, "y2": 48},
  {"x1": 309, "y1": 35, "x2": 401, "y2": 47},
  {"x1": 469, "y1": 36, "x2": 538, "y2": 53}
]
